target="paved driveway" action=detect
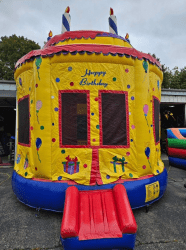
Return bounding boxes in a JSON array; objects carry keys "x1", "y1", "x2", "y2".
[{"x1": 0, "y1": 158, "x2": 186, "y2": 250}]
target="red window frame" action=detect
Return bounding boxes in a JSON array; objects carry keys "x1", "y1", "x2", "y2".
[
  {"x1": 59, "y1": 90, "x2": 90, "y2": 148},
  {"x1": 18, "y1": 95, "x2": 31, "y2": 147},
  {"x1": 98, "y1": 90, "x2": 130, "y2": 148},
  {"x1": 152, "y1": 96, "x2": 160, "y2": 145}
]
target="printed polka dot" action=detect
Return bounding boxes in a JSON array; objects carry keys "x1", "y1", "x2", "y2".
[
  {"x1": 25, "y1": 172, "x2": 28, "y2": 176},
  {"x1": 125, "y1": 68, "x2": 129, "y2": 73},
  {"x1": 96, "y1": 125, "x2": 99, "y2": 129},
  {"x1": 131, "y1": 96, "x2": 135, "y2": 100},
  {"x1": 61, "y1": 150, "x2": 65, "y2": 154},
  {"x1": 54, "y1": 107, "x2": 58, "y2": 111},
  {"x1": 31, "y1": 100, "x2": 33, "y2": 104},
  {"x1": 68, "y1": 67, "x2": 72, "y2": 71},
  {"x1": 56, "y1": 78, "x2": 60, "y2": 83},
  {"x1": 40, "y1": 126, "x2": 44, "y2": 130},
  {"x1": 70, "y1": 82, "x2": 74, "y2": 86},
  {"x1": 151, "y1": 124, "x2": 153, "y2": 127},
  {"x1": 126, "y1": 152, "x2": 130, "y2": 156},
  {"x1": 52, "y1": 138, "x2": 56, "y2": 142},
  {"x1": 106, "y1": 175, "x2": 110, "y2": 179},
  {"x1": 129, "y1": 112, "x2": 131, "y2": 115},
  {"x1": 131, "y1": 139, "x2": 133, "y2": 142},
  {"x1": 95, "y1": 97, "x2": 98, "y2": 101},
  {"x1": 35, "y1": 84, "x2": 38, "y2": 88},
  {"x1": 153, "y1": 88, "x2": 155, "y2": 91},
  {"x1": 31, "y1": 126, "x2": 33, "y2": 130},
  {"x1": 156, "y1": 170, "x2": 160, "y2": 174},
  {"x1": 83, "y1": 164, "x2": 87, "y2": 168},
  {"x1": 127, "y1": 85, "x2": 130, "y2": 89},
  {"x1": 129, "y1": 173, "x2": 133, "y2": 178},
  {"x1": 19, "y1": 78, "x2": 22, "y2": 86},
  {"x1": 58, "y1": 176, "x2": 62, "y2": 181},
  {"x1": 92, "y1": 139, "x2": 96, "y2": 142},
  {"x1": 142, "y1": 165, "x2": 146, "y2": 169},
  {"x1": 51, "y1": 96, "x2": 54, "y2": 99},
  {"x1": 91, "y1": 113, "x2": 94, "y2": 116},
  {"x1": 113, "y1": 77, "x2": 116, "y2": 81},
  {"x1": 35, "y1": 167, "x2": 37, "y2": 171},
  {"x1": 29, "y1": 87, "x2": 31, "y2": 91},
  {"x1": 131, "y1": 125, "x2": 135, "y2": 129}
]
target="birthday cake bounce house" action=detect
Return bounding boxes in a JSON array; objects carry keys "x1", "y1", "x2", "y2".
[{"x1": 12, "y1": 7, "x2": 168, "y2": 250}]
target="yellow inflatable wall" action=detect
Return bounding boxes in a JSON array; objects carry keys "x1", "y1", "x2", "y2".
[{"x1": 14, "y1": 32, "x2": 163, "y2": 185}]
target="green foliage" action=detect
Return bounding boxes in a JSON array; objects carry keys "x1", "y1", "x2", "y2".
[
  {"x1": 0, "y1": 34, "x2": 40, "y2": 80},
  {"x1": 149, "y1": 53, "x2": 186, "y2": 89}
]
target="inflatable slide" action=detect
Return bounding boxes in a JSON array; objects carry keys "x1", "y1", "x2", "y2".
[{"x1": 167, "y1": 128, "x2": 186, "y2": 169}]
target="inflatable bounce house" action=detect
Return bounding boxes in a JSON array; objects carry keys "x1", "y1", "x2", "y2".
[
  {"x1": 167, "y1": 128, "x2": 186, "y2": 169},
  {"x1": 12, "y1": 7, "x2": 168, "y2": 250}
]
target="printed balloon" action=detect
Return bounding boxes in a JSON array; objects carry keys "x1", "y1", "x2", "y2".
[
  {"x1": 143, "y1": 61, "x2": 148, "y2": 73},
  {"x1": 36, "y1": 138, "x2": 42, "y2": 150},
  {"x1": 36, "y1": 100, "x2": 42, "y2": 111},
  {"x1": 145, "y1": 147, "x2": 150, "y2": 159},
  {"x1": 143, "y1": 104, "x2": 149, "y2": 116}
]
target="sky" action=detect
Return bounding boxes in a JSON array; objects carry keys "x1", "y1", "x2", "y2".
[{"x1": 0, "y1": 0, "x2": 186, "y2": 71}]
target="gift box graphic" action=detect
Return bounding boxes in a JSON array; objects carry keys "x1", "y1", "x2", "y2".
[
  {"x1": 110, "y1": 156, "x2": 127, "y2": 173},
  {"x1": 62, "y1": 155, "x2": 80, "y2": 175}
]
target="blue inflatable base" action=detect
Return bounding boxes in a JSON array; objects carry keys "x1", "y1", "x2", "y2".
[
  {"x1": 60, "y1": 233, "x2": 136, "y2": 250},
  {"x1": 169, "y1": 156, "x2": 186, "y2": 169},
  {"x1": 12, "y1": 168, "x2": 168, "y2": 212}
]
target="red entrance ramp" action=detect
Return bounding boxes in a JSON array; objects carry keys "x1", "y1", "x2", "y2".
[{"x1": 61, "y1": 184, "x2": 137, "y2": 250}]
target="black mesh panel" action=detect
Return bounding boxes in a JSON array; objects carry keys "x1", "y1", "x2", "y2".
[
  {"x1": 18, "y1": 96, "x2": 30, "y2": 145},
  {"x1": 61, "y1": 93, "x2": 87, "y2": 145},
  {"x1": 101, "y1": 93, "x2": 127, "y2": 145},
  {"x1": 154, "y1": 97, "x2": 160, "y2": 143}
]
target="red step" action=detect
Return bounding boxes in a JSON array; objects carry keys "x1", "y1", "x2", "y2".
[{"x1": 61, "y1": 184, "x2": 137, "y2": 241}]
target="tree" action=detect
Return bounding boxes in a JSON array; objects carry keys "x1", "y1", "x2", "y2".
[
  {"x1": 162, "y1": 65, "x2": 172, "y2": 89},
  {"x1": 0, "y1": 35, "x2": 40, "y2": 80}
]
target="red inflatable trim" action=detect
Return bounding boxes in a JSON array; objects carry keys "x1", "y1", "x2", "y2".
[
  {"x1": 44, "y1": 30, "x2": 106, "y2": 47},
  {"x1": 113, "y1": 184, "x2": 137, "y2": 234},
  {"x1": 167, "y1": 147, "x2": 186, "y2": 159},
  {"x1": 15, "y1": 43, "x2": 161, "y2": 69},
  {"x1": 90, "y1": 148, "x2": 103, "y2": 185},
  {"x1": 61, "y1": 186, "x2": 79, "y2": 238}
]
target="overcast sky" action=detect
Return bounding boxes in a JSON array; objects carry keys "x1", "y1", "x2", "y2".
[{"x1": 0, "y1": 0, "x2": 186, "y2": 71}]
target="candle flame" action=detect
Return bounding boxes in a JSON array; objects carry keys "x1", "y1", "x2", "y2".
[
  {"x1": 125, "y1": 33, "x2": 129, "y2": 39},
  {"x1": 110, "y1": 8, "x2": 114, "y2": 15},
  {"x1": 48, "y1": 30, "x2": 53, "y2": 37},
  {"x1": 65, "y1": 6, "x2": 70, "y2": 13}
]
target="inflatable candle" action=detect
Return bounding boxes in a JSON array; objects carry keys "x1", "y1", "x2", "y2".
[
  {"x1": 109, "y1": 8, "x2": 118, "y2": 35},
  {"x1": 61, "y1": 6, "x2": 71, "y2": 33}
]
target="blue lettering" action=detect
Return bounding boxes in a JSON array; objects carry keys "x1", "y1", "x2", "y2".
[{"x1": 81, "y1": 69, "x2": 106, "y2": 78}]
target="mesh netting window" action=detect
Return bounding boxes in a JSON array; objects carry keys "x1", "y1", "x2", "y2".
[
  {"x1": 61, "y1": 92, "x2": 88, "y2": 146},
  {"x1": 101, "y1": 92, "x2": 128, "y2": 146},
  {"x1": 153, "y1": 97, "x2": 160, "y2": 144},
  {"x1": 18, "y1": 95, "x2": 30, "y2": 145}
]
